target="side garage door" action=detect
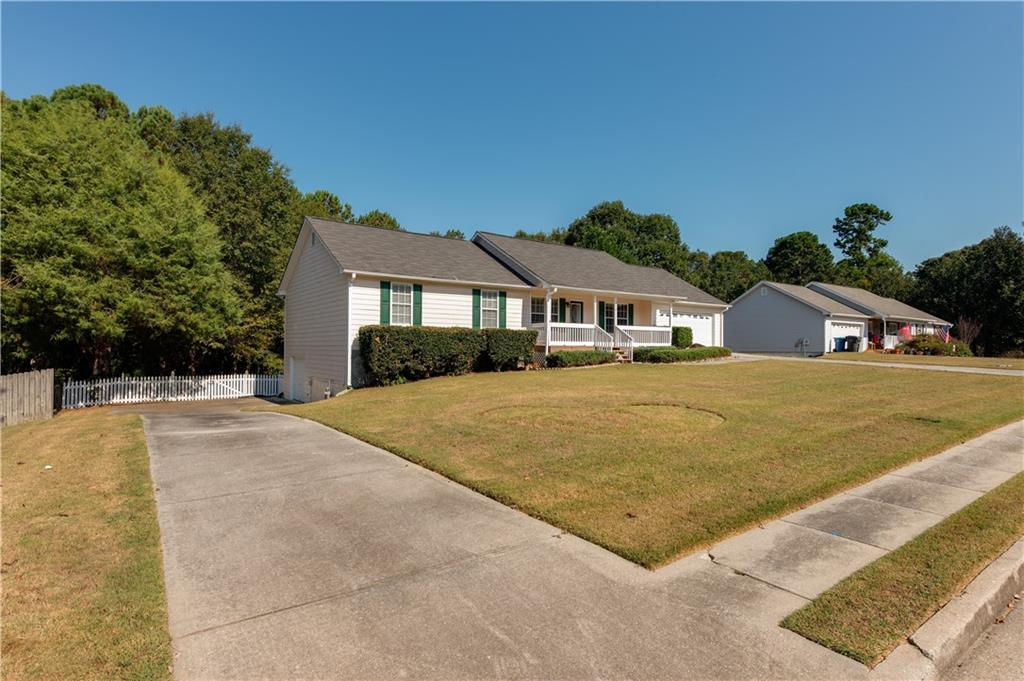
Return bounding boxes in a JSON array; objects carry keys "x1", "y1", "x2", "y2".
[
  {"x1": 673, "y1": 313, "x2": 714, "y2": 346},
  {"x1": 827, "y1": 320, "x2": 866, "y2": 352}
]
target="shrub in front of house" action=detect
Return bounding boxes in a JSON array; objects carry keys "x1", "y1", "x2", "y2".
[
  {"x1": 632, "y1": 346, "x2": 732, "y2": 363},
  {"x1": 358, "y1": 325, "x2": 538, "y2": 386},
  {"x1": 481, "y1": 329, "x2": 539, "y2": 371},
  {"x1": 544, "y1": 350, "x2": 617, "y2": 368},
  {"x1": 898, "y1": 334, "x2": 972, "y2": 357},
  {"x1": 672, "y1": 326, "x2": 693, "y2": 348}
]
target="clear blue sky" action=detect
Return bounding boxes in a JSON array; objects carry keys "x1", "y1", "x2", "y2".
[{"x1": 3, "y1": 2, "x2": 1021, "y2": 268}]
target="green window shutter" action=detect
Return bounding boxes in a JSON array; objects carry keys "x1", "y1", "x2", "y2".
[
  {"x1": 413, "y1": 284, "x2": 423, "y2": 326},
  {"x1": 628, "y1": 304, "x2": 634, "y2": 325},
  {"x1": 498, "y1": 291, "x2": 507, "y2": 328},
  {"x1": 379, "y1": 281, "x2": 391, "y2": 324},
  {"x1": 598, "y1": 301, "x2": 606, "y2": 331},
  {"x1": 558, "y1": 298, "x2": 566, "y2": 323},
  {"x1": 472, "y1": 288, "x2": 481, "y2": 329}
]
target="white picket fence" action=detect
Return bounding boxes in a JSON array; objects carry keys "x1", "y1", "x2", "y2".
[{"x1": 61, "y1": 373, "x2": 283, "y2": 409}]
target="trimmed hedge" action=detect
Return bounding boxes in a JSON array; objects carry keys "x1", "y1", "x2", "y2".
[
  {"x1": 672, "y1": 326, "x2": 693, "y2": 348},
  {"x1": 358, "y1": 325, "x2": 537, "y2": 386},
  {"x1": 481, "y1": 329, "x2": 537, "y2": 371},
  {"x1": 545, "y1": 350, "x2": 617, "y2": 368},
  {"x1": 633, "y1": 346, "x2": 732, "y2": 363}
]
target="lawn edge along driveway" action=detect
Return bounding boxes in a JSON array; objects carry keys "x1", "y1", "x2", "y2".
[
  {"x1": 267, "y1": 362, "x2": 1024, "y2": 569},
  {"x1": 0, "y1": 410, "x2": 172, "y2": 681},
  {"x1": 781, "y1": 472, "x2": 1024, "y2": 667}
]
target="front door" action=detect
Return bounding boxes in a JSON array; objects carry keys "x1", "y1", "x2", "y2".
[{"x1": 568, "y1": 301, "x2": 583, "y2": 324}]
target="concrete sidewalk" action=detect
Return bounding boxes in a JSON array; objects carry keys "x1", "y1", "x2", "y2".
[
  {"x1": 709, "y1": 420, "x2": 1022, "y2": 600},
  {"x1": 737, "y1": 353, "x2": 1024, "y2": 377},
  {"x1": 141, "y1": 399, "x2": 1022, "y2": 680}
]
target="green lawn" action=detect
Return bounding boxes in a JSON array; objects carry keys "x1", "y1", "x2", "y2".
[
  {"x1": 271, "y1": 361, "x2": 1024, "y2": 568},
  {"x1": 822, "y1": 353, "x2": 1024, "y2": 370},
  {"x1": 783, "y1": 473, "x2": 1024, "y2": 667},
  {"x1": 1, "y1": 410, "x2": 172, "y2": 681}
]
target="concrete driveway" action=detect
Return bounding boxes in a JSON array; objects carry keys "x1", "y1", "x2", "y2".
[{"x1": 142, "y1": 399, "x2": 865, "y2": 680}]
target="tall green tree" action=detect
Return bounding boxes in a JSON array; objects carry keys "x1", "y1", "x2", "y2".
[
  {"x1": 513, "y1": 228, "x2": 567, "y2": 243},
  {"x1": 1, "y1": 96, "x2": 239, "y2": 377},
  {"x1": 295, "y1": 189, "x2": 353, "y2": 222},
  {"x1": 355, "y1": 209, "x2": 401, "y2": 230},
  {"x1": 702, "y1": 251, "x2": 772, "y2": 302},
  {"x1": 565, "y1": 200, "x2": 684, "y2": 269},
  {"x1": 428, "y1": 228, "x2": 466, "y2": 239},
  {"x1": 764, "y1": 231, "x2": 834, "y2": 284},
  {"x1": 912, "y1": 227, "x2": 1024, "y2": 354},
  {"x1": 833, "y1": 203, "x2": 892, "y2": 266}
]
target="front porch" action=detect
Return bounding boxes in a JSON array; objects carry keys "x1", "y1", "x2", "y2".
[
  {"x1": 869, "y1": 319, "x2": 947, "y2": 350},
  {"x1": 529, "y1": 292, "x2": 689, "y2": 360}
]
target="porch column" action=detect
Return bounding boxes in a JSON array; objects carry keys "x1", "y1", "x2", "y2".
[
  {"x1": 544, "y1": 291, "x2": 552, "y2": 355},
  {"x1": 613, "y1": 297, "x2": 618, "y2": 331}
]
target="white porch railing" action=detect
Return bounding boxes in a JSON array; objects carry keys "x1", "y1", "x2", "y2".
[
  {"x1": 614, "y1": 326, "x2": 635, "y2": 362},
  {"x1": 594, "y1": 325, "x2": 615, "y2": 352},
  {"x1": 533, "y1": 323, "x2": 598, "y2": 347},
  {"x1": 62, "y1": 373, "x2": 283, "y2": 409},
  {"x1": 618, "y1": 325, "x2": 672, "y2": 346}
]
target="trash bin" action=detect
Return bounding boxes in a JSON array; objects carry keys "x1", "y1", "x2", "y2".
[
  {"x1": 845, "y1": 335, "x2": 860, "y2": 352},
  {"x1": 834, "y1": 337, "x2": 846, "y2": 352}
]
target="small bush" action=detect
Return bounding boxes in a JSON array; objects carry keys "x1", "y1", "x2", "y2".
[
  {"x1": 481, "y1": 329, "x2": 538, "y2": 371},
  {"x1": 545, "y1": 350, "x2": 617, "y2": 368},
  {"x1": 899, "y1": 334, "x2": 973, "y2": 357},
  {"x1": 672, "y1": 326, "x2": 693, "y2": 348},
  {"x1": 633, "y1": 346, "x2": 732, "y2": 363}
]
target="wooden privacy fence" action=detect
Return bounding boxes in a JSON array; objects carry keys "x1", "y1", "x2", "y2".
[
  {"x1": 0, "y1": 369, "x2": 55, "y2": 427},
  {"x1": 61, "y1": 373, "x2": 283, "y2": 409}
]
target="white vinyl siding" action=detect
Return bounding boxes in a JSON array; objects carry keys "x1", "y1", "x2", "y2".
[
  {"x1": 348, "y1": 277, "x2": 526, "y2": 386},
  {"x1": 283, "y1": 229, "x2": 347, "y2": 401},
  {"x1": 725, "y1": 283, "x2": 834, "y2": 355}
]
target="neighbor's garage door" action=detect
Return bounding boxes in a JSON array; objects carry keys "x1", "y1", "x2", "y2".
[
  {"x1": 673, "y1": 312, "x2": 714, "y2": 346},
  {"x1": 827, "y1": 320, "x2": 865, "y2": 351}
]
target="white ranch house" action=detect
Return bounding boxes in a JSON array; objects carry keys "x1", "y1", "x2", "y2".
[{"x1": 278, "y1": 218, "x2": 728, "y2": 400}]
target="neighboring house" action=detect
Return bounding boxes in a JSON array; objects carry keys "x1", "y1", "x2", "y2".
[
  {"x1": 806, "y1": 282, "x2": 951, "y2": 350},
  {"x1": 725, "y1": 282, "x2": 870, "y2": 355},
  {"x1": 278, "y1": 217, "x2": 727, "y2": 399}
]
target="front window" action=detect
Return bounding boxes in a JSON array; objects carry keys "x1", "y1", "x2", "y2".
[
  {"x1": 530, "y1": 297, "x2": 545, "y2": 324},
  {"x1": 481, "y1": 289, "x2": 499, "y2": 328},
  {"x1": 391, "y1": 283, "x2": 413, "y2": 325},
  {"x1": 617, "y1": 305, "x2": 629, "y2": 327}
]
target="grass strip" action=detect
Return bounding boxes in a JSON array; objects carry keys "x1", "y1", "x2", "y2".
[
  {"x1": 782, "y1": 472, "x2": 1024, "y2": 667},
  {"x1": 1, "y1": 410, "x2": 172, "y2": 681}
]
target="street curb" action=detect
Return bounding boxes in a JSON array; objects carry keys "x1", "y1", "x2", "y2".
[{"x1": 870, "y1": 538, "x2": 1023, "y2": 680}]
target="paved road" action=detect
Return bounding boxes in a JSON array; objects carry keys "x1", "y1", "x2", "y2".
[
  {"x1": 945, "y1": 593, "x2": 1023, "y2": 681},
  {"x1": 142, "y1": 399, "x2": 864, "y2": 681},
  {"x1": 734, "y1": 353, "x2": 1024, "y2": 377}
]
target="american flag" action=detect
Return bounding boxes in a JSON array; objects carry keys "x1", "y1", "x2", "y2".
[{"x1": 937, "y1": 326, "x2": 951, "y2": 342}]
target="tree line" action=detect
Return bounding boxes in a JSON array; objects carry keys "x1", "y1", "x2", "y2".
[
  {"x1": 517, "y1": 201, "x2": 1022, "y2": 356},
  {"x1": 2, "y1": 84, "x2": 405, "y2": 378},
  {"x1": 2, "y1": 84, "x2": 1021, "y2": 379}
]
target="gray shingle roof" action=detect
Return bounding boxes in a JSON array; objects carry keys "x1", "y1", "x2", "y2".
[
  {"x1": 306, "y1": 218, "x2": 529, "y2": 287},
  {"x1": 474, "y1": 232, "x2": 726, "y2": 304},
  {"x1": 756, "y1": 282, "x2": 867, "y2": 317},
  {"x1": 807, "y1": 282, "x2": 950, "y2": 324}
]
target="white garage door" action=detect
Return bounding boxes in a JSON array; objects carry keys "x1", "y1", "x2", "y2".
[
  {"x1": 827, "y1": 321, "x2": 865, "y2": 352},
  {"x1": 673, "y1": 313, "x2": 714, "y2": 346}
]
